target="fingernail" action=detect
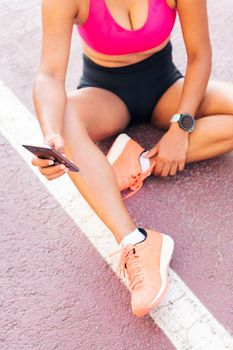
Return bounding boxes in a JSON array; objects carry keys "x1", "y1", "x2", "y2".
[
  {"x1": 142, "y1": 151, "x2": 149, "y2": 157},
  {"x1": 64, "y1": 168, "x2": 69, "y2": 173},
  {"x1": 49, "y1": 160, "x2": 54, "y2": 165},
  {"x1": 60, "y1": 164, "x2": 65, "y2": 170}
]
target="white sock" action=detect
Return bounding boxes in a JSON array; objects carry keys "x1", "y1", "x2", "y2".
[
  {"x1": 139, "y1": 151, "x2": 151, "y2": 172},
  {"x1": 121, "y1": 228, "x2": 146, "y2": 247}
]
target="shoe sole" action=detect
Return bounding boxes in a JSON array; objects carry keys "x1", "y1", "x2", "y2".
[
  {"x1": 149, "y1": 234, "x2": 174, "y2": 305},
  {"x1": 134, "y1": 234, "x2": 174, "y2": 317},
  {"x1": 106, "y1": 133, "x2": 131, "y2": 165}
]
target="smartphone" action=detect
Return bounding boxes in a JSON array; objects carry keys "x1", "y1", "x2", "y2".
[{"x1": 22, "y1": 144, "x2": 80, "y2": 172}]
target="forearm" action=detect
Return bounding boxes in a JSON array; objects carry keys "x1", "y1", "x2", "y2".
[
  {"x1": 33, "y1": 73, "x2": 67, "y2": 138},
  {"x1": 175, "y1": 54, "x2": 212, "y2": 117}
]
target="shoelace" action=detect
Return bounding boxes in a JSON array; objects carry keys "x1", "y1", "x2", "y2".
[
  {"x1": 121, "y1": 164, "x2": 155, "y2": 200},
  {"x1": 121, "y1": 173, "x2": 143, "y2": 200},
  {"x1": 109, "y1": 244, "x2": 144, "y2": 291}
]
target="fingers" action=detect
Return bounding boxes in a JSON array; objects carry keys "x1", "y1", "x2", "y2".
[
  {"x1": 178, "y1": 160, "x2": 185, "y2": 172},
  {"x1": 153, "y1": 157, "x2": 164, "y2": 176},
  {"x1": 31, "y1": 155, "x2": 69, "y2": 180},
  {"x1": 169, "y1": 162, "x2": 178, "y2": 176},
  {"x1": 31, "y1": 155, "x2": 54, "y2": 168},
  {"x1": 44, "y1": 134, "x2": 65, "y2": 154},
  {"x1": 161, "y1": 162, "x2": 171, "y2": 177},
  {"x1": 169, "y1": 160, "x2": 185, "y2": 176},
  {"x1": 143, "y1": 146, "x2": 158, "y2": 159},
  {"x1": 153, "y1": 159, "x2": 185, "y2": 177},
  {"x1": 40, "y1": 163, "x2": 69, "y2": 176},
  {"x1": 32, "y1": 134, "x2": 68, "y2": 180},
  {"x1": 46, "y1": 169, "x2": 67, "y2": 181},
  {"x1": 53, "y1": 136, "x2": 64, "y2": 154}
]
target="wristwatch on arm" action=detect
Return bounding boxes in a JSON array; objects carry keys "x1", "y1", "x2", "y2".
[{"x1": 170, "y1": 113, "x2": 196, "y2": 133}]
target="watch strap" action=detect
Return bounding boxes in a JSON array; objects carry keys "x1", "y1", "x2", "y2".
[{"x1": 170, "y1": 114, "x2": 182, "y2": 123}]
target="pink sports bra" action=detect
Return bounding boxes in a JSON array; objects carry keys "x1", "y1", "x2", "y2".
[{"x1": 77, "y1": 0, "x2": 177, "y2": 55}]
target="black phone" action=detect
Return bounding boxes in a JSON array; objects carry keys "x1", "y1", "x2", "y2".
[{"x1": 22, "y1": 144, "x2": 80, "y2": 172}]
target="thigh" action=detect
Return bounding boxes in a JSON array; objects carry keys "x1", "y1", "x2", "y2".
[
  {"x1": 151, "y1": 78, "x2": 233, "y2": 129},
  {"x1": 64, "y1": 86, "x2": 131, "y2": 142}
]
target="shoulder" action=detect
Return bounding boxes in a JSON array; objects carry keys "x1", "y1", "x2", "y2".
[{"x1": 41, "y1": 0, "x2": 80, "y2": 18}]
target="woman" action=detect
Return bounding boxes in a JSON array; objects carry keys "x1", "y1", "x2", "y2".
[{"x1": 32, "y1": 0, "x2": 233, "y2": 317}]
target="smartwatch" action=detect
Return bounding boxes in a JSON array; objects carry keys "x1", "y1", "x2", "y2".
[{"x1": 170, "y1": 113, "x2": 196, "y2": 133}]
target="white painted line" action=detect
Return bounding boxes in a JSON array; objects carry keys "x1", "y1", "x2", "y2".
[{"x1": 0, "y1": 80, "x2": 232, "y2": 350}]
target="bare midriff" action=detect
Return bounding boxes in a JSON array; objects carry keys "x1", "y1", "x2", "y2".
[
  {"x1": 75, "y1": 0, "x2": 176, "y2": 67},
  {"x1": 80, "y1": 38, "x2": 171, "y2": 67}
]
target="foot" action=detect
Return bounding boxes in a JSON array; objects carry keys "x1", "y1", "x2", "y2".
[
  {"x1": 106, "y1": 133, "x2": 156, "y2": 199},
  {"x1": 116, "y1": 228, "x2": 174, "y2": 317}
]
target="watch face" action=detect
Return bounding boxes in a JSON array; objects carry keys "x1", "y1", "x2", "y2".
[{"x1": 180, "y1": 114, "x2": 195, "y2": 131}]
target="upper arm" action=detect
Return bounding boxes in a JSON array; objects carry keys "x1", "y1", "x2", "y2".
[
  {"x1": 176, "y1": 0, "x2": 212, "y2": 59},
  {"x1": 38, "y1": 0, "x2": 79, "y2": 82}
]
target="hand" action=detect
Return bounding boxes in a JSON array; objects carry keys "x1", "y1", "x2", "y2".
[
  {"x1": 144, "y1": 124, "x2": 189, "y2": 177},
  {"x1": 31, "y1": 133, "x2": 70, "y2": 180}
]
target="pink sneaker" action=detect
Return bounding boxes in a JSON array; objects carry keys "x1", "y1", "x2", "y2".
[
  {"x1": 111, "y1": 228, "x2": 174, "y2": 317},
  {"x1": 106, "y1": 134, "x2": 156, "y2": 199}
]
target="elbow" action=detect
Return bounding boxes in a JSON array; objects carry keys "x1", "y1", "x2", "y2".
[
  {"x1": 187, "y1": 44, "x2": 212, "y2": 66},
  {"x1": 32, "y1": 73, "x2": 46, "y2": 102},
  {"x1": 187, "y1": 44, "x2": 212, "y2": 75},
  {"x1": 33, "y1": 71, "x2": 65, "y2": 84},
  {"x1": 33, "y1": 64, "x2": 66, "y2": 87},
  {"x1": 32, "y1": 72, "x2": 65, "y2": 91}
]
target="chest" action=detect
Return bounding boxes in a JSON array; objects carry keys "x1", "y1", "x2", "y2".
[
  {"x1": 105, "y1": 0, "x2": 149, "y2": 31},
  {"x1": 78, "y1": 0, "x2": 176, "y2": 31},
  {"x1": 77, "y1": 0, "x2": 177, "y2": 55}
]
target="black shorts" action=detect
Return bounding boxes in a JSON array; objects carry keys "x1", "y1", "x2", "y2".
[{"x1": 77, "y1": 40, "x2": 184, "y2": 125}]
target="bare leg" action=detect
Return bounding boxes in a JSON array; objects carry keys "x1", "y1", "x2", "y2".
[
  {"x1": 61, "y1": 88, "x2": 176, "y2": 318},
  {"x1": 61, "y1": 87, "x2": 137, "y2": 243},
  {"x1": 151, "y1": 79, "x2": 233, "y2": 162},
  {"x1": 185, "y1": 114, "x2": 233, "y2": 163}
]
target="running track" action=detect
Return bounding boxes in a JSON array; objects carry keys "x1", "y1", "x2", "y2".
[{"x1": 0, "y1": 1, "x2": 232, "y2": 349}]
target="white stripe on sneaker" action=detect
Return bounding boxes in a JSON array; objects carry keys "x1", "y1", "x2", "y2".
[{"x1": 106, "y1": 133, "x2": 131, "y2": 164}]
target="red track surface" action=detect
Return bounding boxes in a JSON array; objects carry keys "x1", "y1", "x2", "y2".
[{"x1": 0, "y1": 1, "x2": 232, "y2": 349}]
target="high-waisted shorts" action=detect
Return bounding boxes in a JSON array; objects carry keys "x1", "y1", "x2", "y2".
[{"x1": 77, "y1": 40, "x2": 184, "y2": 125}]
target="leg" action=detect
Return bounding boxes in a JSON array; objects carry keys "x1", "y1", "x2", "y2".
[
  {"x1": 151, "y1": 79, "x2": 233, "y2": 163},
  {"x1": 63, "y1": 88, "x2": 174, "y2": 319},
  {"x1": 62, "y1": 87, "x2": 136, "y2": 243}
]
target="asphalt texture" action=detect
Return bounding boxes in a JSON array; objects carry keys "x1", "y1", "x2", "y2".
[{"x1": 0, "y1": 1, "x2": 232, "y2": 349}]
